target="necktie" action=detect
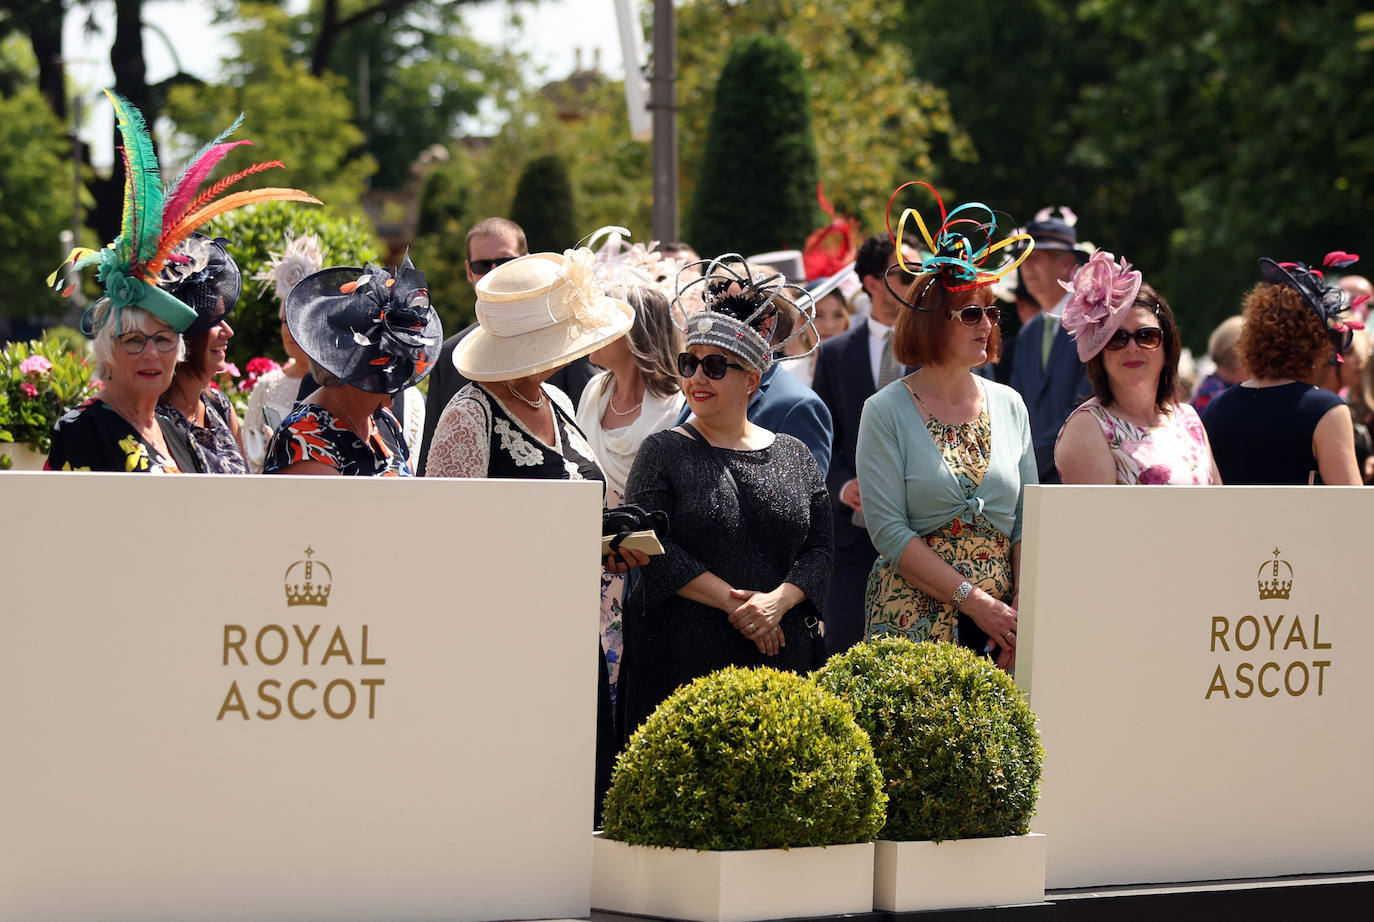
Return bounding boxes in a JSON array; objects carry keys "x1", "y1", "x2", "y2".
[
  {"x1": 1040, "y1": 314, "x2": 1057, "y2": 370},
  {"x1": 877, "y1": 329, "x2": 901, "y2": 389}
]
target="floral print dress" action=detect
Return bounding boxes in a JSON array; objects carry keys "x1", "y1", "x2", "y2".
[
  {"x1": 864, "y1": 401, "x2": 1013, "y2": 644},
  {"x1": 45, "y1": 400, "x2": 185, "y2": 473},
  {"x1": 263, "y1": 403, "x2": 412, "y2": 476},
  {"x1": 1059, "y1": 398, "x2": 1215, "y2": 484}
]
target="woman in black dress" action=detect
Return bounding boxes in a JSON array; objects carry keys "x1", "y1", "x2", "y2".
[
  {"x1": 618, "y1": 255, "x2": 832, "y2": 736},
  {"x1": 264, "y1": 256, "x2": 441, "y2": 477}
]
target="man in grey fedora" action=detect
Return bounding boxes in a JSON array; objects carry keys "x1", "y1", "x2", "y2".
[{"x1": 1008, "y1": 206, "x2": 1092, "y2": 483}]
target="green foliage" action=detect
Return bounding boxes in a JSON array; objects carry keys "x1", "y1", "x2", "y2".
[
  {"x1": 326, "y1": 1, "x2": 521, "y2": 190},
  {"x1": 0, "y1": 75, "x2": 75, "y2": 318},
  {"x1": 0, "y1": 335, "x2": 101, "y2": 455},
  {"x1": 675, "y1": 0, "x2": 969, "y2": 242},
  {"x1": 162, "y1": 4, "x2": 376, "y2": 211},
  {"x1": 601, "y1": 666, "x2": 887, "y2": 851},
  {"x1": 686, "y1": 35, "x2": 819, "y2": 257},
  {"x1": 814, "y1": 638, "x2": 1043, "y2": 843},
  {"x1": 510, "y1": 154, "x2": 577, "y2": 253},
  {"x1": 206, "y1": 202, "x2": 382, "y2": 368}
]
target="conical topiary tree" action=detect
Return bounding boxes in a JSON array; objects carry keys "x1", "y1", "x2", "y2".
[
  {"x1": 510, "y1": 154, "x2": 577, "y2": 253},
  {"x1": 686, "y1": 35, "x2": 821, "y2": 259}
]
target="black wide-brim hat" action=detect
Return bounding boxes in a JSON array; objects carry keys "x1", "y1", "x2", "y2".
[
  {"x1": 285, "y1": 259, "x2": 443, "y2": 395},
  {"x1": 159, "y1": 234, "x2": 242, "y2": 334}
]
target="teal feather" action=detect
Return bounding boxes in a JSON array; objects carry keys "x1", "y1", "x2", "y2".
[{"x1": 104, "y1": 90, "x2": 165, "y2": 270}]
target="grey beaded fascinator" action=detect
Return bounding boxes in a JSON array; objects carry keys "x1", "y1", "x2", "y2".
[{"x1": 672, "y1": 253, "x2": 820, "y2": 373}]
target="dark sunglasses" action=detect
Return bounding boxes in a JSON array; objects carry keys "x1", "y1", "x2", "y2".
[
  {"x1": 117, "y1": 331, "x2": 179, "y2": 355},
  {"x1": 677, "y1": 352, "x2": 745, "y2": 379},
  {"x1": 468, "y1": 255, "x2": 518, "y2": 276},
  {"x1": 948, "y1": 305, "x2": 1001, "y2": 327},
  {"x1": 1105, "y1": 326, "x2": 1164, "y2": 351}
]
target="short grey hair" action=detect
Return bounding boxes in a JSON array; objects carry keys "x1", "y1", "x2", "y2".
[
  {"x1": 89, "y1": 300, "x2": 186, "y2": 379},
  {"x1": 307, "y1": 357, "x2": 343, "y2": 388}
]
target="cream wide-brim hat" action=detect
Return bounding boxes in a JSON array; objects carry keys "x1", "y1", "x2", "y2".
[{"x1": 455, "y1": 251, "x2": 635, "y2": 382}]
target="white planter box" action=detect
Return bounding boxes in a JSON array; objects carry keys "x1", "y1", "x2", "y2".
[
  {"x1": 873, "y1": 833, "x2": 1047, "y2": 912},
  {"x1": 592, "y1": 833, "x2": 874, "y2": 922}
]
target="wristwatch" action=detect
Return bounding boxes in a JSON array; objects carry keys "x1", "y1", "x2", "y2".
[{"x1": 950, "y1": 580, "x2": 974, "y2": 609}]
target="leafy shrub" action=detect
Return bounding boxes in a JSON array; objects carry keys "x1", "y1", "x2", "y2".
[
  {"x1": 813, "y1": 638, "x2": 1043, "y2": 842},
  {"x1": 510, "y1": 154, "x2": 577, "y2": 253},
  {"x1": 206, "y1": 202, "x2": 381, "y2": 368},
  {"x1": 0, "y1": 335, "x2": 101, "y2": 456},
  {"x1": 601, "y1": 666, "x2": 886, "y2": 850}
]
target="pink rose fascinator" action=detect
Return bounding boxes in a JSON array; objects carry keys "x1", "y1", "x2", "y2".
[{"x1": 1059, "y1": 250, "x2": 1143, "y2": 361}]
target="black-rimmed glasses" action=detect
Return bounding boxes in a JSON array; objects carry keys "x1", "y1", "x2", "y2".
[
  {"x1": 677, "y1": 352, "x2": 745, "y2": 379},
  {"x1": 1105, "y1": 326, "x2": 1164, "y2": 351},
  {"x1": 468, "y1": 256, "x2": 518, "y2": 276},
  {"x1": 117, "y1": 331, "x2": 179, "y2": 355}
]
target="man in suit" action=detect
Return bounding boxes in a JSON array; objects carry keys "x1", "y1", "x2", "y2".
[
  {"x1": 416, "y1": 217, "x2": 596, "y2": 474},
  {"x1": 1008, "y1": 207, "x2": 1092, "y2": 483},
  {"x1": 810, "y1": 233, "x2": 918, "y2": 653}
]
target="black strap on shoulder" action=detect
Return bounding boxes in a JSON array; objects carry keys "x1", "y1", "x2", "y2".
[{"x1": 681, "y1": 422, "x2": 740, "y2": 501}]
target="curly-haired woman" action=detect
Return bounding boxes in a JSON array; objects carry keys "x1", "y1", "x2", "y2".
[{"x1": 1201, "y1": 257, "x2": 1362, "y2": 485}]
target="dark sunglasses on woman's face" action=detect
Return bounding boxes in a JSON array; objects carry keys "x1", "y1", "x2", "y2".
[
  {"x1": 468, "y1": 255, "x2": 518, "y2": 276},
  {"x1": 117, "y1": 331, "x2": 179, "y2": 355},
  {"x1": 948, "y1": 305, "x2": 1001, "y2": 327},
  {"x1": 1105, "y1": 326, "x2": 1164, "y2": 351},
  {"x1": 677, "y1": 352, "x2": 745, "y2": 379}
]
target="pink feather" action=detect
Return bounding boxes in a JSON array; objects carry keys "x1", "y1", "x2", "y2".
[
  {"x1": 1324, "y1": 251, "x2": 1360, "y2": 269},
  {"x1": 161, "y1": 140, "x2": 253, "y2": 235}
]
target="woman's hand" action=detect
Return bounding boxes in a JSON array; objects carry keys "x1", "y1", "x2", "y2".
[
  {"x1": 961, "y1": 588, "x2": 1017, "y2": 671},
  {"x1": 603, "y1": 548, "x2": 650, "y2": 575},
  {"x1": 728, "y1": 586, "x2": 796, "y2": 656}
]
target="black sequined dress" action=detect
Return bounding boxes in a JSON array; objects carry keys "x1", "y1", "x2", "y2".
[{"x1": 619, "y1": 429, "x2": 832, "y2": 735}]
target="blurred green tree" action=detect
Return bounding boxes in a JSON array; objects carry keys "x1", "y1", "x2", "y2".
[
  {"x1": 510, "y1": 153, "x2": 577, "y2": 253},
  {"x1": 686, "y1": 35, "x2": 819, "y2": 257}
]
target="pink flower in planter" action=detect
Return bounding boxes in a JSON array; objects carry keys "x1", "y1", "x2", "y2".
[
  {"x1": 20, "y1": 382, "x2": 38, "y2": 398},
  {"x1": 223, "y1": 362, "x2": 241, "y2": 378},
  {"x1": 19, "y1": 356, "x2": 52, "y2": 375}
]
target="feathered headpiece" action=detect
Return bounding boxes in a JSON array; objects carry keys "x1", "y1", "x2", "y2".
[
  {"x1": 48, "y1": 90, "x2": 321, "y2": 335},
  {"x1": 882, "y1": 181, "x2": 1034, "y2": 309},
  {"x1": 1259, "y1": 252, "x2": 1367, "y2": 364},
  {"x1": 252, "y1": 233, "x2": 326, "y2": 303},
  {"x1": 802, "y1": 183, "x2": 860, "y2": 281},
  {"x1": 671, "y1": 253, "x2": 820, "y2": 372},
  {"x1": 1059, "y1": 251, "x2": 1144, "y2": 361}
]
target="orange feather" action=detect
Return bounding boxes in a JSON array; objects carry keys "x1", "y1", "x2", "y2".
[{"x1": 146, "y1": 188, "x2": 321, "y2": 277}]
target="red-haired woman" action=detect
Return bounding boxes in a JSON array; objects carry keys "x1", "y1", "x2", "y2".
[{"x1": 1202, "y1": 256, "x2": 1363, "y2": 485}]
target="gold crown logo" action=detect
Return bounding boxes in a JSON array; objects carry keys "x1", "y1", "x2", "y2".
[
  {"x1": 284, "y1": 546, "x2": 332, "y2": 607},
  {"x1": 1257, "y1": 547, "x2": 1292, "y2": 601}
]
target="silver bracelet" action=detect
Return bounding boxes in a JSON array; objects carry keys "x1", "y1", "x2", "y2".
[{"x1": 950, "y1": 579, "x2": 974, "y2": 609}]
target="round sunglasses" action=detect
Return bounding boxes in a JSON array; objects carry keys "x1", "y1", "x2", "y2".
[
  {"x1": 1105, "y1": 326, "x2": 1164, "y2": 351},
  {"x1": 677, "y1": 352, "x2": 745, "y2": 379},
  {"x1": 948, "y1": 305, "x2": 1001, "y2": 326}
]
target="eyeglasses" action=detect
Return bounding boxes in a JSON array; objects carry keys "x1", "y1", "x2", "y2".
[
  {"x1": 117, "y1": 331, "x2": 179, "y2": 355},
  {"x1": 949, "y1": 305, "x2": 1001, "y2": 326},
  {"x1": 1105, "y1": 326, "x2": 1164, "y2": 351},
  {"x1": 677, "y1": 352, "x2": 746, "y2": 379},
  {"x1": 468, "y1": 255, "x2": 518, "y2": 276}
]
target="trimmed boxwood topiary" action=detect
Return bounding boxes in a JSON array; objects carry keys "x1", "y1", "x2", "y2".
[
  {"x1": 601, "y1": 666, "x2": 886, "y2": 851},
  {"x1": 813, "y1": 637, "x2": 1043, "y2": 843}
]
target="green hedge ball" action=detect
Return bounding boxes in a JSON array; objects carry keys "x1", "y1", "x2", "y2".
[
  {"x1": 602, "y1": 666, "x2": 887, "y2": 851},
  {"x1": 813, "y1": 637, "x2": 1044, "y2": 843}
]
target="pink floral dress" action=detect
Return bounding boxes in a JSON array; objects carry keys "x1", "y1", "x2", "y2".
[{"x1": 1059, "y1": 398, "x2": 1215, "y2": 484}]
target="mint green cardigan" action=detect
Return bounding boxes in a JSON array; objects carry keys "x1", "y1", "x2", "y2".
[{"x1": 855, "y1": 377, "x2": 1037, "y2": 564}]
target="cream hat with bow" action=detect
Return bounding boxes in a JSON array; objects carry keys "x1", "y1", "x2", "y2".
[{"x1": 454, "y1": 249, "x2": 634, "y2": 381}]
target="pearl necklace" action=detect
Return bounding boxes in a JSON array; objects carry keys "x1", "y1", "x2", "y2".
[
  {"x1": 505, "y1": 382, "x2": 546, "y2": 409},
  {"x1": 607, "y1": 383, "x2": 643, "y2": 417}
]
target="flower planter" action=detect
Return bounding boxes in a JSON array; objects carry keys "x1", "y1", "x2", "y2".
[
  {"x1": 0, "y1": 443, "x2": 46, "y2": 471},
  {"x1": 592, "y1": 833, "x2": 874, "y2": 922},
  {"x1": 872, "y1": 833, "x2": 1046, "y2": 912}
]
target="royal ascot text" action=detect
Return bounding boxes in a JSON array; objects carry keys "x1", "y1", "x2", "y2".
[
  {"x1": 1205, "y1": 614, "x2": 1332, "y2": 700},
  {"x1": 217, "y1": 624, "x2": 386, "y2": 721}
]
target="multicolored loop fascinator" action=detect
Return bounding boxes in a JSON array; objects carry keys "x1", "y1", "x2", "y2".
[
  {"x1": 47, "y1": 90, "x2": 320, "y2": 336},
  {"x1": 1058, "y1": 251, "x2": 1144, "y2": 361},
  {"x1": 286, "y1": 256, "x2": 442, "y2": 395},
  {"x1": 1258, "y1": 253, "x2": 1366, "y2": 363},
  {"x1": 882, "y1": 181, "x2": 1034, "y2": 309},
  {"x1": 671, "y1": 253, "x2": 820, "y2": 372}
]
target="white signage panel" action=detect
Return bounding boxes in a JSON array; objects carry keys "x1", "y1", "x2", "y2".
[
  {"x1": 0, "y1": 473, "x2": 602, "y2": 922},
  {"x1": 1018, "y1": 485, "x2": 1374, "y2": 889}
]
